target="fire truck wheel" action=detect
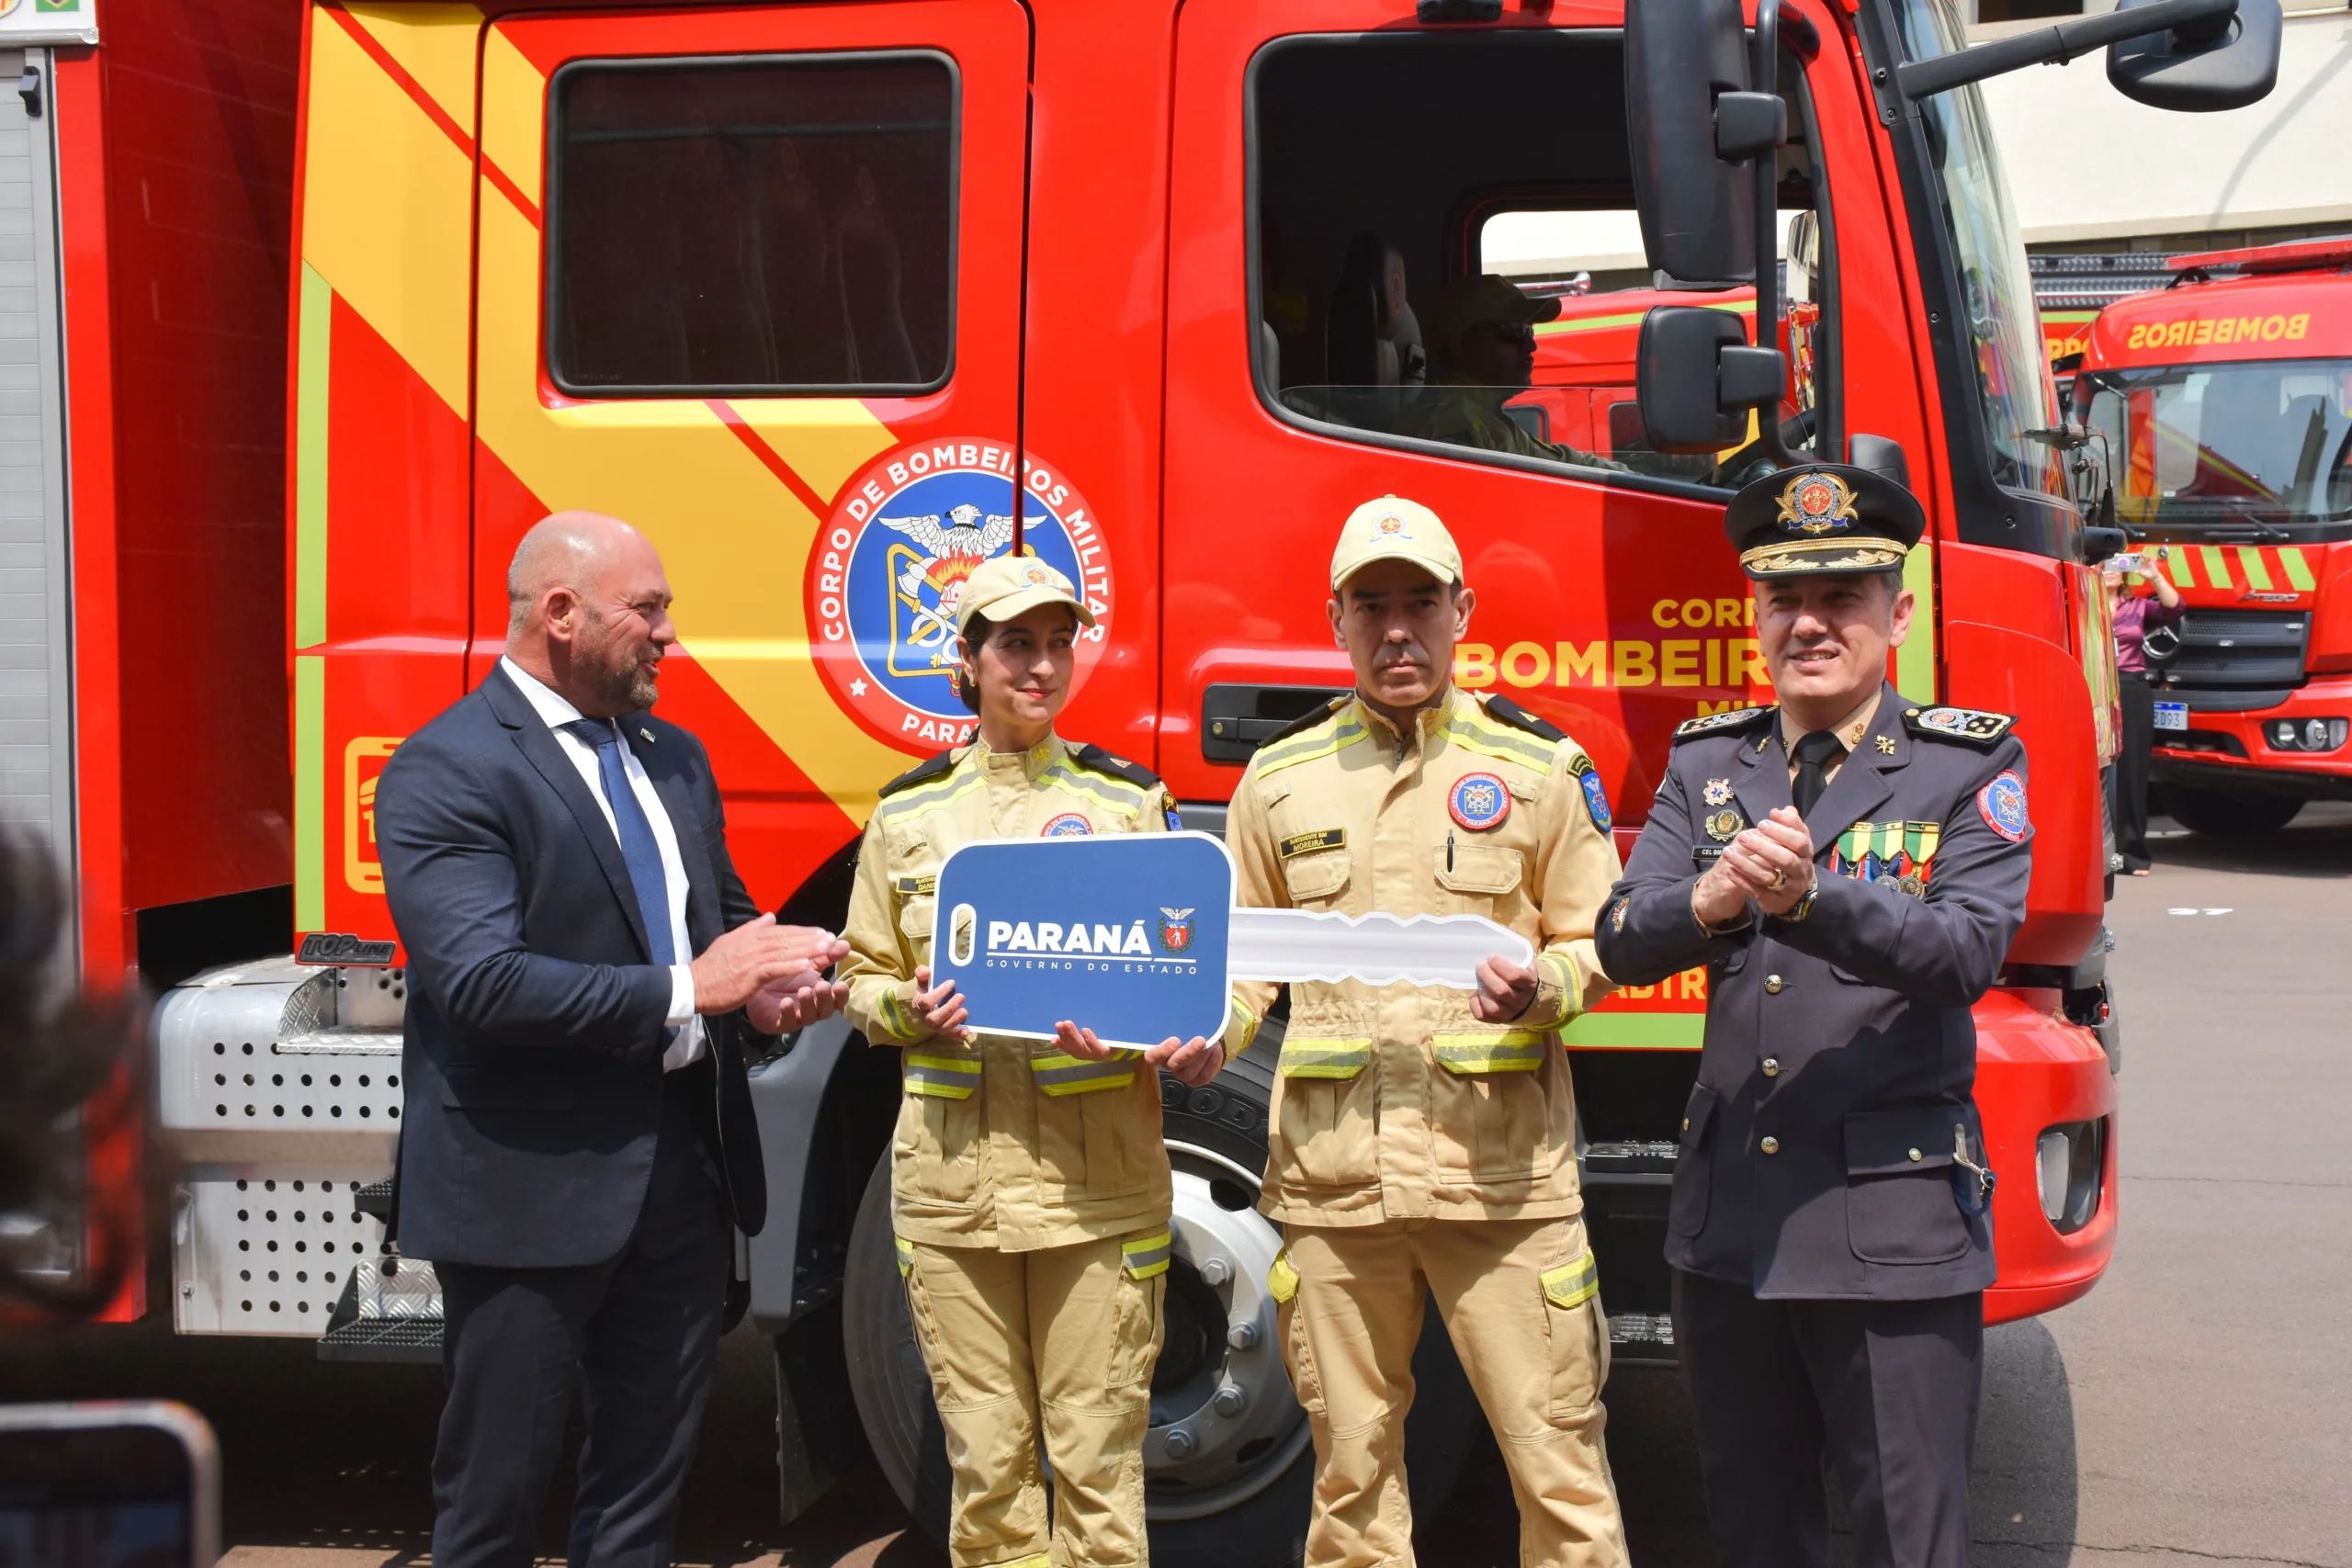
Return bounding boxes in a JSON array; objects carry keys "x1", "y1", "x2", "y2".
[
  {"x1": 2162, "y1": 784, "x2": 2302, "y2": 835},
  {"x1": 840, "y1": 1023, "x2": 1482, "y2": 1566}
]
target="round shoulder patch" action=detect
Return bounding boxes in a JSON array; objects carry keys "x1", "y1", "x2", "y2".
[
  {"x1": 1448, "y1": 772, "x2": 1512, "y2": 832},
  {"x1": 1579, "y1": 770, "x2": 1613, "y2": 833},
  {"x1": 1040, "y1": 812, "x2": 1093, "y2": 838},
  {"x1": 1977, "y1": 770, "x2": 2030, "y2": 842}
]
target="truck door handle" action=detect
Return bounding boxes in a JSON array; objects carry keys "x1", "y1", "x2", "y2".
[{"x1": 1201, "y1": 682, "x2": 1349, "y2": 763}]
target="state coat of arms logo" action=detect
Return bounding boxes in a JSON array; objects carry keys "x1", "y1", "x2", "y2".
[
  {"x1": 808, "y1": 438, "x2": 1114, "y2": 750},
  {"x1": 1158, "y1": 908, "x2": 1195, "y2": 953}
]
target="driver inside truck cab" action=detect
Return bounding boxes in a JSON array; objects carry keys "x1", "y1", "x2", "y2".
[{"x1": 1407, "y1": 273, "x2": 1627, "y2": 471}]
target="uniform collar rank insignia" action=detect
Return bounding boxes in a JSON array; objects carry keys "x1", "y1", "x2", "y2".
[
  {"x1": 1776, "y1": 470, "x2": 1859, "y2": 536},
  {"x1": 1876, "y1": 735, "x2": 1898, "y2": 755}
]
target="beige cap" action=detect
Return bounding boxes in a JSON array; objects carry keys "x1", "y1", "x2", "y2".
[
  {"x1": 1329, "y1": 495, "x2": 1463, "y2": 590},
  {"x1": 954, "y1": 552, "x2": 1095, "y2": 636},
  {"x1": 1430, "y1": 273, "x2": 1561, "y2": 352}
]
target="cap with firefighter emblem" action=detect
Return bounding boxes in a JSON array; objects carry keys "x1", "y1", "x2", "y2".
[{"x1": 1724, "y1": 462, "x2": 1924, "y2": 580}]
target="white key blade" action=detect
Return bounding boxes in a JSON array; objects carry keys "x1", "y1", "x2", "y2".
[{"x1": 1227, "y1": 907, "x2": 1533, "y2": 989}]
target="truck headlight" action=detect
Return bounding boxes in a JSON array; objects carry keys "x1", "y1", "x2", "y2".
[
  {"x1": 2034, "y1": 1120, "x2": 2105, "y2": 1235},
  {"x1": 2267, "y1": 717, "x2": 2347, "y2": 751}
]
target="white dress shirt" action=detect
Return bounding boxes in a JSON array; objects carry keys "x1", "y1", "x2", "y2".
[{"x1": 501, "y1": 656, "x2": 704, "y2": 1070}]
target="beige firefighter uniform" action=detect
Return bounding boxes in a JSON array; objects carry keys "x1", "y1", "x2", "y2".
[
  {"x1": 1227, "y1": 684, "x2": 1631, "y2": 1568},
  {"x1": 842, "y1": 731, "x2": 1246, "y2": 1568}
]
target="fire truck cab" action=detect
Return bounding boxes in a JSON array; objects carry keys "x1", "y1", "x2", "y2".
[{"x1": 2075, "y1": 235, "x2": 2352, "y2": 833}]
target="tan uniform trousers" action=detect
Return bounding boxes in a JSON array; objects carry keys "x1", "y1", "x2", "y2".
[
  {"x1": 1275, "y1": 1215, "x2": 1628, "y2": 1568},
  {"x1": 902, "y1": 1231, "x2": 1169, "y2": 1568}
]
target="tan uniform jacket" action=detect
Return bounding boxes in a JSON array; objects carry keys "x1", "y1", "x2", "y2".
[
  {"x1": 842, "y1": 734, "x2": 1242, "y2": 1251},
  {"x1": 1227, "y1": 689, "x2": 1622, "y2": 1227}
]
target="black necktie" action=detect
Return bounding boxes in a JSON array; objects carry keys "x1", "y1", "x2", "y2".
[{"x1": 1792, "y1": 729, "x2": 1842, "y2": 817}]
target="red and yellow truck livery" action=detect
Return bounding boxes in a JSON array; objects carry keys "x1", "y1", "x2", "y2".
[{"x1": 2078, "y1": 236, "x2": 2352, "y2": 830}]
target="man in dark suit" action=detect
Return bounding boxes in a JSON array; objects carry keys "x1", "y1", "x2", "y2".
[
  {"x1": 379, "y1": 511, "x2": 849, "y2": 1568},
  {"x1": 1594, "y1": 466, "x2": 2033, "y2": 1568}
]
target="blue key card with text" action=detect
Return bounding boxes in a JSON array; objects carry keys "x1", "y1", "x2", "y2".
[{"x1": 930, "y1": 832, "x2": 1236, "y2": 1049}]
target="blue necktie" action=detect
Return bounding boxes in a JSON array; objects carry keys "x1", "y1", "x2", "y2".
[{"x1": 561, "y1": 719, "x2": 676, "y2": 966}]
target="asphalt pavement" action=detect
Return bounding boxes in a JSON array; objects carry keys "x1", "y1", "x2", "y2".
[{"x1": 2, "y1": 806, "x2": 2346, "y2": 1567}]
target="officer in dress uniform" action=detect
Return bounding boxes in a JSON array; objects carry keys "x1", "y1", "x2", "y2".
[
  {"x1": 1224, "y1": 496, "x2": 1631, "y2": 1568},
  {"x1": 1594, "y1": 464, "x2": 2033, "y2": 1568},
  {"x1": 839, "y1": 555, "x2": 1244, "y2": 1568}
]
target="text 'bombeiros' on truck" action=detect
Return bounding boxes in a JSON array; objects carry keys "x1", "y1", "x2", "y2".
[
  {"x1": 2073, "y1": 232, "x2": 2352, "y2": 835},
  {"x1": 7, "y1": 0, "x2": 2282, "y2": 1562}
]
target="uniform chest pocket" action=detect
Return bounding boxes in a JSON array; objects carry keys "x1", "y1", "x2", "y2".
[
  {"x1": 1435, "y1": 843, "x2": 1523, "y2": 897},
  {"x1": 898, "y1": 896, "x2": 937, "y2": 954},
  {"x1": 1281, "y1": 849, "x2": 1351, "y2": 904}
]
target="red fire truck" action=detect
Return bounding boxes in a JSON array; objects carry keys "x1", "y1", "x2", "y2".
[
  {"x1": 2075, "y1": 234, "x2": 2352, "y2": 833},
  {"x1": 26, "y1": 0, "x2": 2278, "y2": 1557}
]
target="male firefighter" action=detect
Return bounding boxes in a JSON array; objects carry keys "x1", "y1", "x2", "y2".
[
  {"x1": 1405, "y1": 274, "x2": 1625, "y2": 472},
  {"x1": 1594, "y1": 465, "x2": 2032, "y2": 1568},
  {"x1": 1225, "y1": 495, "x2": 1630, "y2": 1568}
]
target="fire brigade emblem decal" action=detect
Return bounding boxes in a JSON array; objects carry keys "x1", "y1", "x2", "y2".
[{"x1": 809, "y1": 438, "x2": 1113, "y2": 750}]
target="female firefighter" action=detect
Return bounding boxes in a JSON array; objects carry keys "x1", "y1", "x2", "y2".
[{"x1": 839, "y1": 552, "x2": 1242, "y2": 1568}]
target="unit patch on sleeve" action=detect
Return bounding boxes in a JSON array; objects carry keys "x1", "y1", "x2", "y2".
[
  {"x1": 1904, "y1": 705, "x2": 2018, "y2": 748},
  {"x1": 1578, "y1": 770, "x2": 1613, "y2": 832},
  {"x1": 1673, "y1": 705, "x2": 1776, "y2": 745},
  {"x1": 1278, "y1": 828, "x2": 1347, "y2": 860},
  {"x1": 1977, "y1": 770, "x2": 2031, "y2": 842},
  {"x1": 1449, "y1": 773, "x2": 1513, "y2": 831},
  {"x1": 1040, "y1": 812, "x2": 1093, "y2": 837}
]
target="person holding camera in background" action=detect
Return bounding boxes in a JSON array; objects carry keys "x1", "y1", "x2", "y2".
[{"x1": 2108, "y1": 552, "x2": 2184, "y2": 874}]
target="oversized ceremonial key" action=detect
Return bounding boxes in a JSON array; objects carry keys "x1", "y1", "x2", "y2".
[{"x1": 931, "y1": 832, "x2": 1531, "y2": 1050}]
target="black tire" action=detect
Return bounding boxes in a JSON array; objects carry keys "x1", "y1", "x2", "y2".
[
  {"x1": 2164, "y1": 784, "x2": 2302, "y2": 835},
  {"x1": 841, "y1": 1020, "x2": 1483, "y2": 1568}
]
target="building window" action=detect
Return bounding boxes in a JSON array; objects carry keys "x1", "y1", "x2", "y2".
[{"x1": 549, "y1": 52, "x2": 956, "y2": 396}]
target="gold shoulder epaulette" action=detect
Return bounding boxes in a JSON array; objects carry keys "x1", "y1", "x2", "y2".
[
  {"x1": 1902, "y1": 705, "x2": 2018, "y2": 748},
  {"x1": 1672, "y1": 706, "x2": 1776, "y2": 745}
]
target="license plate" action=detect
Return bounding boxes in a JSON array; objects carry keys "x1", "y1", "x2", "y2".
[{"x1": 2154, "y1": 702, "x2": 2188, "y2": 732}]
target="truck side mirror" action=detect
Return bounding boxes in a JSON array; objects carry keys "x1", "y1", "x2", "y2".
[
  {"x1": 2108, "y1": 0, "x2": 2280, "y2": 112},
  {"x1": 1636, "y1": 307, "x2": 1770, "y2": 453},
  {"x1": 1624, "y1": 0, "x2": 1755, "y2": 287}
]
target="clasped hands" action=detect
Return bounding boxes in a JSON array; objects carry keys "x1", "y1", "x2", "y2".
[
  {"x1": 693, "y1": 912, "x2": 852, "y2": 1034},
  {"x1": 1692, "y1": 805, "x2": 1817, "y2": 929},
  {"x1": 907, "y1": 965, "x2": 1227, "y2": 1087}
]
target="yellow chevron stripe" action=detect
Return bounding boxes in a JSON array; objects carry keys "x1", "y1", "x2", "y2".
[
  {"x1": 300, "y1": 6, "x2": 475, "y2": 415},
  {"x1": 2199, "y1": 546, "x2": 2231, "y2": 590},
  {"x1": 2279, "y1": 547, "x2": 2317, "y2": 592},
  {"x1": 470, "y1": 86, "x2": 905, "y2": 811},
  {"x1": 342, "y1": 3, "x2": 482, "y2": 137},
  {"x1": 478, "y1": 23, "x2": 543, "y2": 209},
  {"x1": 2237, "y1": 547, "x2": 2273, "y2": 591}
]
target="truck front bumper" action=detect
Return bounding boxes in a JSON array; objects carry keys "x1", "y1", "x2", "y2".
[
  {"x1": 2153, "y1": 675, "x2": 2352, "y2": 800},
  {"x1": 1973, "y1": 988, "x2": 2118, "y2": 1325}
]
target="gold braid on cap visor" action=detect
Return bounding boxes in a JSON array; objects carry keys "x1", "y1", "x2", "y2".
[{"x1": 1739, "y1": 538, "x2": 1907, "y2": 576}]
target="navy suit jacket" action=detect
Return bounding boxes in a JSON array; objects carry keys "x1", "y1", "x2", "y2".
[{"x1": 379, "y1": 663, "x2": 767, "y2": 1269}]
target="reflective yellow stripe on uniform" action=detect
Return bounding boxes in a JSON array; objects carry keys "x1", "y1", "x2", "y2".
[
  {"x1": 1121, "y1": 1230, "x2": 1173, "y2": 1280},
  {"x1": 1227, "y1": 994, "x2": 1261, "y2": 1054},
  {"x1": 1252, "y1": 714, "x2": 1370, "y2": 779},
  {"x1": 1445, "y1": 712, "x2": 1558, "y2": 773},
  {"x1": 894, "y1": 1235, "x2": 914, "y2": 1278},
  {"x1": 1529, "y1": 950, "x2": 1583, "y2": 1030},
  {"x1": 1541, "y1": 1249, "x2": 1600, "y2": 1310},
  {"x1": 875, "y1": 765, "x2": 984, "y2": 824},
  {"x1": 1267, "y1": 1249, "x2": 1300, "y2": 1303},
  {"x1": 1430, "y1": 1029, "x2": 1550, "y2": 1074},
  {"x1": 1039, "y1": 761, "x2": 1149, "y2": 817},
  {"x1": 904, "y1": 1054, "x2": 981, "y2": 1099},
  {"x1": 1030, "y1": 1052, "x2": 1137, "y2": 1096},
  {"x1": 1277, "y1": 1037, "x2": 1374, "y2": 1078}
]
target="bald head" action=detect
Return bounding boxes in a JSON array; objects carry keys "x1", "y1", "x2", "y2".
[{"x1": 503, "y1": 511, "x2": 677, "y2": 717}]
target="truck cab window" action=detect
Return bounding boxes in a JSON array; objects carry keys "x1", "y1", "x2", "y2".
[
  {"x1": 1252, "y1": 32, "x2": 1838, "y2": 490},
  {"x1": 550, "y1": 55, "x2": 956, "y2": 396}
]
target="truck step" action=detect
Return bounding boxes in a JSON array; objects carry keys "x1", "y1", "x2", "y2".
[
  {"x1": 353, "y1": 1179, "x2": 394, "y2": 1221},
  {"x1": 317, "y1": 1315, "x2": 442, "y2": 1364},
  {"x1": 1607, "y1": 1311, "x2": 1678, "y2": 1367}
]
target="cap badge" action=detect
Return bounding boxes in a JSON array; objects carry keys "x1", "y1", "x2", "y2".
[
  {"x1": 1024, "y1": 565, "x2": 1053, "y2": 585},
  {"x1": 1776, "y1": 471, "x2": 1859, "y2": 536},
  {"x1": 1449, "y1": 772, "x2": 1512, "y2": 831},
  {"x1": 1702, "y1": 778, "x2": 1734, "y2": 807},
  {"x1": 1376, "y1": 513, "x2": 1408, "y2": 536}
]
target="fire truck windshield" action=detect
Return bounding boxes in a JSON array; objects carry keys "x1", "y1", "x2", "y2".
[
  {"x1": 2083, "y1": 360, "x2": 2352, "y2": 532},
  {"x1": 1893, "y1": 0, "x2": 2063, "y2": 500}
]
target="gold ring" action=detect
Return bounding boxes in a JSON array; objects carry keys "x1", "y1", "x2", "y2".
[{"x1": 1770, "y1": 868, "x2": 1787, "y2": 892}]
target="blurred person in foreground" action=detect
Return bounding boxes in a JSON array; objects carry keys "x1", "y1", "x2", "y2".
[
  {"x1": 0, "y1": 837, "x2": 138, "y2": 1325},
  {"x1": 377, "y1": 512, "x2": 849, "y2": 1568},
  {"x1": 2108, "y1": 553, "x2": 2184, "y2": 874}
]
